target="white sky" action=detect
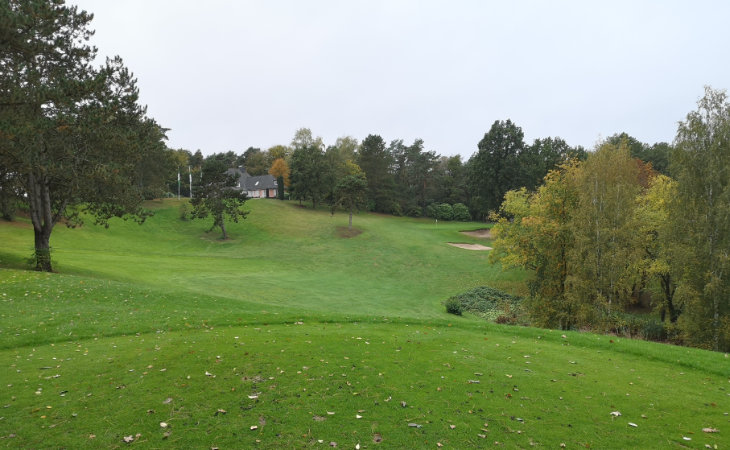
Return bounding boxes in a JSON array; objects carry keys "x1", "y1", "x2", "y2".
[{"x1": 69, "y1": 0, "x2": 730, "y2": 158}]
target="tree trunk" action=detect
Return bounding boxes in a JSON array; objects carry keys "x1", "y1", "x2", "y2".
[
  {"x1": 34, "y1": 228, "x2": 52, "y2": 271},
  {"x1": 220, "y1": 219, "x2": 228, "y2": 240},
  {"x1": 27, "y1": 170, "x2": 58, "y2": 272}
]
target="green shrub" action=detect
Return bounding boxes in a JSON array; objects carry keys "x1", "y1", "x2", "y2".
[
  {"x1": 452, "y1": 203, "x2": 471, "y2": 221},
  {"x1": 179, "y1": 202, "x2": 190, "y2": 220},
  {"x1": 425, "y1": 203, "x2": 437, "y2": 219},
  {"x1": 444, "y1": 297, "x2": 463, "y2": 315},
  {"x1": 601, "y1": 311, "x2": 667, "y2": 341},
  {"x1": 445, "y1": 286, "x2": 523, "y2": 322},
  {"x1": 434, "y1": 203, "x2": 453, "y2": 220}
]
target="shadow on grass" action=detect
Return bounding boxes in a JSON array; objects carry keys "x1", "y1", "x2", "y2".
[{"x1": 336, "y1": 226, "x2": 363, "y2": 238}]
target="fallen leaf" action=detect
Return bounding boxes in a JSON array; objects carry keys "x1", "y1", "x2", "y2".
[
  {"x1": 329, "y1": 442, "x2": 337, "y2": 447},
  {"x1": 250, "y1": 425, "x2": 258, "y2": 430},
  {"x1": 702, "y1": 428, "x2": 719, "y2": 433},
  {"x1": 356, "y1": 414, "x2": 363, "y2": 419},
  {"x1": 408, "y1": 423, "x2": 422, "y2": 428},
  {"x1": 683, "y1": 436, "x2": 692, "y2": 441},
  {"x1": 610, "y1": 411, "x2": 622, "y2": 417},
  {"x1": 313, "y1": 415, "x2": 326, "y2": 422},
  {"x1": 163, "y1": 398, "x2": 172, "y2": 404},
  {"x1": 450, "y1": 424, "x2": 456, "y2": 429},
  {"x1": 628, "y1": 422, "x2": 638, "y2": 427},
  {"x1": 373, "y1": 433, "x2": 382, "y2": 443},
  {"x1": 400, "y1": 401, "x2": 407, "y2": 408},
  {"x1": 355, "y1": 444, "x2": 361, "y2": 450},
  {"x1": 160, "y1": 422, "x2": 168, "y2": 428},
  {"x1": 122, "y1": 435, "x2": 134, "y2": 443},
  {"x1": 215, "y1": 409, "x2": 226, "y2": 415}
]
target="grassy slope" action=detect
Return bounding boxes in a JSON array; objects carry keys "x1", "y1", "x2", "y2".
[{"x1": 0, "y1": 200, "x2": 728, "y2": 448}]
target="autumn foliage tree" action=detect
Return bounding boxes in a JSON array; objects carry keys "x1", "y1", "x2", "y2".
[
  {"x1": 491, "y1": 160, "x2": 581, "y2": 329},
  {"x1": 268, "y1": 158, "x2": 290, "y2": 200}
]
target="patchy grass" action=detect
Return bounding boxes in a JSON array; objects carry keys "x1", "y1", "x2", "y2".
[
  {"x1": 0, "y1": 200, "x2": 728, "y2": 448},
  {"x1": 336, "y1": 226, "x2": 363, "y2": 239}
]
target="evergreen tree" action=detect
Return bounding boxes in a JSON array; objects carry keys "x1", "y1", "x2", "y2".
[{"x1": 0, "y1": 1, "x2": 168, "y2": 271}]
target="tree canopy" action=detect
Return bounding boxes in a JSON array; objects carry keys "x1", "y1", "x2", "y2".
[
  {"x1": 190, "y1": 157, "x2": 248, "y2": 239},
  {"x1": 1, "y1": 0, "x2": 169, "y2": 271}
]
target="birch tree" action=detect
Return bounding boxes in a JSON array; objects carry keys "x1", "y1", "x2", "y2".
[{"x1": 671, "y1": 87, "x2": 730, "y2": 351}]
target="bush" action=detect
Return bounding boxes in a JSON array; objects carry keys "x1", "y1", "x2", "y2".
[
  {"x1": 444, "y1": 286, "x2": 523, "y2": 322},
  {"x1": 452, "y1": 203, "x2": 471, "y2": 221},
  {"x1": 444, "y1": 297, "x2": 463, "y2": 316},
  {"x1": 179, "y1": 202, "x2": 190, "y2": 221},
  {"x1": 601, "y1": 311, "x2": 667, "y2": 341},
  {"x1": 425, "y1": 203, "x2": 437, "y2": 219},
  {"x1": 405, "y1": 206, "x2": 422, "y2": 217},
  {"x1": 434, "y1": 203, "x2": 453, "y2": 221}
]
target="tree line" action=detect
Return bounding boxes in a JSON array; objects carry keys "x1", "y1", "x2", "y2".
[{"x1": 490, "y1": 87, "x2": 730, "y2": 352}]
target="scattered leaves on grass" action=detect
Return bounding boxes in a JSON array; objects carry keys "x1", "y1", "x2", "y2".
[{"x1": 122, "y1": 434, "x2": 140, "y2": 443}]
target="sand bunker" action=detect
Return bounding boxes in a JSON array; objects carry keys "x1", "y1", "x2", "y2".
[
  {"x1": 447, "y1": 242, "x2": 493, "y2": 251},
  {"x1": 460, "y1": 228, "x2": 492, "y2": 239}
]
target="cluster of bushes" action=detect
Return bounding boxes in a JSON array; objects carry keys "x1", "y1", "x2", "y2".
[
  {"x1": 381, "y1": 201, "x2": 472, "y2": 221},
  {"x1": 445, "y1": 286, "x2": 678, "y2": 343},
  {"x1": 444, "y1": 286, "x2": 524, "y2": 323},
  {"x1": 598, "y1": 311, "x2": 672, "y2": 342},
  {"x1": 425, "y1": 202, "x2": 471, "y2": 221}
]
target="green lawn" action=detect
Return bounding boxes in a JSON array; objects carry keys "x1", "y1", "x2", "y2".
[{"x1": 0, "y1": 200, "x2": 728, "y2": 448}]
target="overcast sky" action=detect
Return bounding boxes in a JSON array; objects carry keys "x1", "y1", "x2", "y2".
[{"x1": 69, "y1": 0, "x2": 729, "y2": 158}]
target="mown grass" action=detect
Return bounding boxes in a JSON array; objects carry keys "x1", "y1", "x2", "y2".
[{"x1": 0, "y1": 199, "x2": 728, "y2": 448}]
